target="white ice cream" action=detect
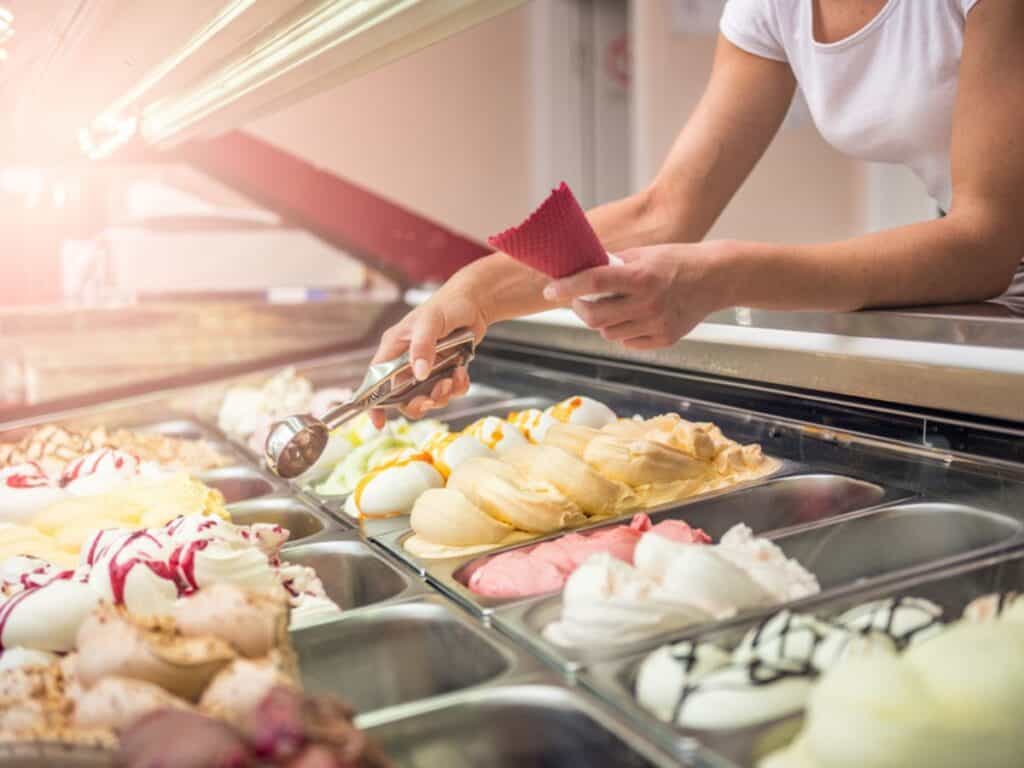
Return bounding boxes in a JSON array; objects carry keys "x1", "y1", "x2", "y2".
[
  {"x1": 0, "y1": 579, "x2": 101, "y2": 653},
  {"x1": 60, "y1": 449, "x2": 168, "y2": 497},
  {"x1": 343, "y1": 459, "x2": 444, "y2": 519},
  {"x1": 546, "y1": 523, "x2": 819, "y2": 648},
  {"x1": 0, "y1": 464, "x2": 66, "y2": 524}
]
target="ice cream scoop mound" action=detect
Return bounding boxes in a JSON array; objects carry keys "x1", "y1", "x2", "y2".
[
  {"x1": 446, "y1": 457, "x2": 586, "y2": 534},
  {"x1": 75, "y1": 605, "x2": 237, "y2": 702},
  {"x1": 503, "y1": 443, "x2": 630, "y2": 517},
  {"x1": 583, "y1": 434, "x2": 708, "y2": 487},
  {"x1": 345, "y1": 458, "x2": 444, "y2": 520},
  {"x1": 0, "y1": 463, "x2": 66, "y2": 523}
]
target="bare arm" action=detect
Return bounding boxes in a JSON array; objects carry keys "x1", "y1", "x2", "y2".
[
  {"x1": 372, "y1": 37, "x2": 796, "y2": 415},
  {"x1": 427, "y1": 36, "x2": 796, "y2": 327},
  {"x1": 551, "y1": 0, "x2": 1024, "y2": 349},
  {"x1": 716, "y1": 0, "x2": 1024, "y2": 311}
]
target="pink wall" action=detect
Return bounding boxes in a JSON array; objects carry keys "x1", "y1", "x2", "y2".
[
  {"x1": 249, "y1": 1, "x2": 867, "y2": 253},
  {"x1": 249, "y1": 6, "x2": 532, "y2": 244},
  {"x1": 632, "y1": 1, "x2": 866, "y2": 244}
]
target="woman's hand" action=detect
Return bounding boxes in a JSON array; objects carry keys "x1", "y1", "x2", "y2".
[
  {"x1": 369, "y1": 285, "x2": 490, "y2": 428},
  {"x1": 542, "y1": 241, "x2": 735, "y2": 350}
]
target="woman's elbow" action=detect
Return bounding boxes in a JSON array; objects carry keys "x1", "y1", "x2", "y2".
[{"x1": 948, "y1": 207, "x2": 1023, "y2": 300}]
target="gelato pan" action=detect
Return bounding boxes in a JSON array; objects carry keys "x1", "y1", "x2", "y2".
[{"x1": 405, "y1": 399, "x2": 777, "y2": 560}]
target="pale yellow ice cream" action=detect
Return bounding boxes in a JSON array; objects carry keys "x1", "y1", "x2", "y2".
[
  {"x1": 504, "y1": 443, "x2": 633, "y2": 518},
  {"x1": 405, "y1": 488, "x2": 530, "y2": 559},
  {"x1": 403, "y1": 401, "x2": 777, "y2": 561},
  {"x1": 0, "y1": 475, "x2": 230, "y2": 562},
  {"x1": 446, "y1": 457, "x2": 587, "y2": 534},
  {"x1": 542, "y1": 423, "x2": 603, "y2": 459}
]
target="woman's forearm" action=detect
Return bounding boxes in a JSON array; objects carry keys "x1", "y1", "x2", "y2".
[{"x1": 722, "y1": 214, "x2": 1022, "y2": 312}]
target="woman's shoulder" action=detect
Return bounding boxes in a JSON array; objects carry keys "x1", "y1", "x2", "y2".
[{"x1": 720, "y1": 0, "x2": 804, "y2": 63}]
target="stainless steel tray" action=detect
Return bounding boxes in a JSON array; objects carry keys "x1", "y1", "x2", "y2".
[
  {"x1": 291, "y1": 594, "x2": 543, "y2": 715},
  {"x1": 488, "y1": 497, "x2": 1024, "y2": 670},
  {"x1": 581, "y1": 548, "x2": 1024, "y2": 768},
  {"x1": 228, "y1": 495, "x2": 341, "y2": 544},
  {"x1": 280, "y1": 532, "x2": 430, "y2": 611},
  {"x1": 357, "y1": 678, "x2": 695, "y2": 768},
  {"x1": 377, "y1": 470, "x2": 906, "y2": 605}
]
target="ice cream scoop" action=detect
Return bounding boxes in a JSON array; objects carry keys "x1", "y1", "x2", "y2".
[
  {"x1": 265, "y1": 328, "x2": 476, "y2": 478},
  {"x1": 446, "y1": 457, "x2": 586, "y2": 533}
]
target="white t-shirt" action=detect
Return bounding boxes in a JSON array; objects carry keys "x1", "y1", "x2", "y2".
[{"x1": 720, "y1": 0, "x2": 981, "y2": 211}]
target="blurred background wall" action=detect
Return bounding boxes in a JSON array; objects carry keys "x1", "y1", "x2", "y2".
[{"x1": 1, "y1": 0, "x2": 935, "y2": 303}]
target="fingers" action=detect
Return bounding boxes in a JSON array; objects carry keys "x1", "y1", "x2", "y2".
[
  {"x1": 599, "y1": 319, "x2": 651, "y2": 342},
  {"x1": 622, "y1": 335, "x2": 674, "y2": 350},
  {"x1": 373, "y1": 322, "x2": 411, "y2": 364},
  {"x1": 400, "y1": 395, "x2": 437, "y2": 419},
  {"x1": 543, "y1": 265, "x2": 629, "y2": 302},
  {"x1": 451, "y1": 365, "x2": 471, "y2": 396},
  {"x1": 409, "y1": 308, "x2": 445, "y2": 381},
  {"x1": 369, "y1": 408, "x2": 387, "y2": 430},
  {"x1": 571, "y1": 296, "x2": 647, "y2": 330}
]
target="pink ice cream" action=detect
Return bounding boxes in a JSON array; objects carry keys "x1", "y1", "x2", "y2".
[{"x1": 466, "y1": 514, "x2": 710, "y2": 599}]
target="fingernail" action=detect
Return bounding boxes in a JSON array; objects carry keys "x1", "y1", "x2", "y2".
[
  {"x1": 543, "y1": 284, "x2": 558, "y2": 301},
  {"x1": 413, "y1": 359, "x2": 430, "y2": 381},
  {"x1": 439, "y1": 380, "x2": 452, "y2": 397}
]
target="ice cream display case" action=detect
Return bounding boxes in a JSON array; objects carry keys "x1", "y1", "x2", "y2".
[
  {"x1": 6, "y1": 0, "x2": 1024, "y2": 763},
  {"x1": 2, "y1": 314, "x2": 1024, "y2": 767}
]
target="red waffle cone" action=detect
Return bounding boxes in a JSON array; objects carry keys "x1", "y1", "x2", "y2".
[{"x1": 487, "y1": 182, "x2": 609, "y2": 279}]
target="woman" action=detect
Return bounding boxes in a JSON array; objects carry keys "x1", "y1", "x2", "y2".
[{"x1": 371, "y1": 0, "x2": 1023, "y2": 425}]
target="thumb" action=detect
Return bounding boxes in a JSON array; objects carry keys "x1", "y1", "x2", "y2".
[
  {"x1": 409, "y1": 307, "x2": 445, "y2": 381},
  {"x1": 543, "y1": 265, "x2": 624, "y2": 302},
  {"x1": 614, "y1": 248, "x2": 648, "y2": 264}
]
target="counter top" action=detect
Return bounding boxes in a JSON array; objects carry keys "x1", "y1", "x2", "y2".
[{"x1": 487, "y1": 301, "x2": 1024, "y2": 424}]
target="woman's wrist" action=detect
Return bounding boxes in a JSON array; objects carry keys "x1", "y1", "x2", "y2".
[{"x1": 688, "y1": 239, "x2": 749, "y2": 313}]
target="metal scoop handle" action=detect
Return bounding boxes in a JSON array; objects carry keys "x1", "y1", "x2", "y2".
[
  {"x1": 320, "y1": 327, "x2": 476, "y2": 429},
  {"x1": 265, "y1": 328, "x2": 476, "y2": 478}
]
